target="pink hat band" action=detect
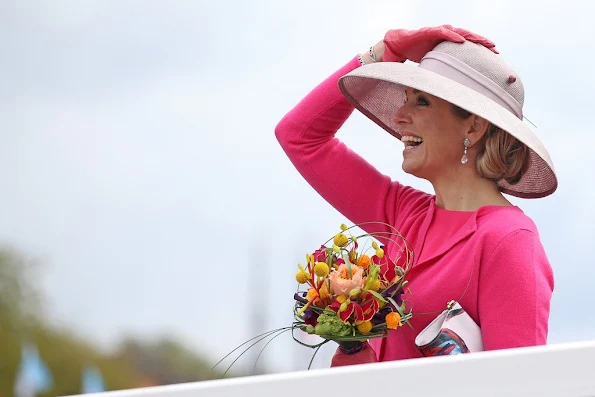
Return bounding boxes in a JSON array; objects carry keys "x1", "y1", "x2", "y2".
[{"x1": 419, "y1": 51, "x2": 524, "y2": 120}]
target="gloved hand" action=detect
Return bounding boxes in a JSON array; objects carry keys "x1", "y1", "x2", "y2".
[
  {"x1": 330, "y1": 341, "x2": 378, "y2": 367},
  {"x1": 383, "y1": 24, "x2": 498, "y2": 63}
]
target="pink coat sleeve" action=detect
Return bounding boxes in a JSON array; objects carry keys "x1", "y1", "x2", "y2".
[
  {"x1": 274, "y1": 56, "x2": 427, "y2": 239},
  {"x1": 478, "y1": 229, "x2": 555, "y2": 350}
]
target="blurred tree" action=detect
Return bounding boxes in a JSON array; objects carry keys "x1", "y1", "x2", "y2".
[
  {"x1": 0, "y1": 247, "x2": 42, "y2": 331},
  {"x1": 0, "y1": 247, "x2": 237, "y2": 396},
  {"x1": 112, "y1": 336, "x2": 231, "y2": 384}
]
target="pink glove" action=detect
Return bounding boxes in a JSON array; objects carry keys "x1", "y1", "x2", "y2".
[
  {"x1": 383, "y1": 24, "x2": 498, "y2": 63},
  {"x1": 330, "y1": 342, "x2": 378, "y2": 367}
]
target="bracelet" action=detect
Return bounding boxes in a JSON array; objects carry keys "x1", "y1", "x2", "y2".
[
  {"x1": 368, "y1": 46, "x2": 377, "y2": 62},
  {"x1": 358, "y1": 53, "x2": 366, "y2": 66}
]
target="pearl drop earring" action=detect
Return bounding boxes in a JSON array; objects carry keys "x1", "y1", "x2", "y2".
[{"x1": 461, "y1": 138, "x2": 470, "y2": 164}]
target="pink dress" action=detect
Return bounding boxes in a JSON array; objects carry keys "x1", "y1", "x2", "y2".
[{"x1": 274, "y1": 55, "x2": 554, "y2": 361}]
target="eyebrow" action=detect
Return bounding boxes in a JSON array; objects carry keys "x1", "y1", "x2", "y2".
[{"x1": 405, "y1": 89, "x2": 421, "y2": 100}]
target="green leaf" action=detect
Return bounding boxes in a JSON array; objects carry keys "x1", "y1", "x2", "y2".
[
  {"x1": 387, "y1": 297, "x2": 400, "y2": 311},
  {"x1": 363, "y1": 265, "x2": 379, "y2": 290},
  {"x1": 400, "y1": 302, "x2": 407, "y2": 314},
  {"x1": 365, "y1": 289, "x2": 387, "y2": 303},
  {"x1": 325, "y1": 254, "x2": 333, "y2": 267},
  {"x1": 394, "y1": 304, "x2": 404, "y2": 317}
]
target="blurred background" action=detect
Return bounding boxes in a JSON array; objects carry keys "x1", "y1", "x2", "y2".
[{"x1": 1, "y1": 0, "x2": 594, "y2": 395}]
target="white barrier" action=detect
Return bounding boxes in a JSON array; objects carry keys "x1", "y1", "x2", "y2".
[{"x1": 68, "y1": 340, "x2": 595, "y2": 397}]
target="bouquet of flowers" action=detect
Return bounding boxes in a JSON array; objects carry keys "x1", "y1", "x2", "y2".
[
  {"x1": 292, "y1": 222, "x2": 413, "y2": 355},
  {"x1": 213, "y1": 221, "x2": 413, "y2": 376}
]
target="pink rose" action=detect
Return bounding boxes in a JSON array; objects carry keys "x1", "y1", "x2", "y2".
[{"x1": 329, "y1": 263, "x2": 364, "y2": 296}]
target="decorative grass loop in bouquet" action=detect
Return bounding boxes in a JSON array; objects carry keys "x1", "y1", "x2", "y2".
[
  {"x1": 212, "y1": 221, "x2": 414, "y2": 376},
  {"x1": 293, "y1": 222, "x2": 413, "y2": 345}
]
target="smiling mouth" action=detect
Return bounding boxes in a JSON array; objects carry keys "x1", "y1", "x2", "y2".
[{"x1": 401, "y1": 135, "x2": 423, "y2": 151}]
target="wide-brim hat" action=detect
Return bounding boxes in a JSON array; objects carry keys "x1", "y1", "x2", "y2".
[{"x1": 337, "y1": 40, "x2": 557, "y2": 199}]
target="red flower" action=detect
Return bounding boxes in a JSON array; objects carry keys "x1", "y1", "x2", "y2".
[
  {"x1": 313, "y1": 245, "x2": 328, "y2": 262},
  {"x1": 330, "y1": 299, "x2": 367, "y2": 324},
  {"x1": 360, "y1": 298, "x2": 380, "y2": 322}
]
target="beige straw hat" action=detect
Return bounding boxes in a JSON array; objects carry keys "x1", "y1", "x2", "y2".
[{"x1": 338, "y1": 40, "x2": 557, "y2": 199}]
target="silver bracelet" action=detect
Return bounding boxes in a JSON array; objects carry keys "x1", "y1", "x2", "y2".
[
  {"x1": 358, "y1": 53, "x2": 366, "y2": 66},
  {"x1": 368, "y1": 46, "x2": 377, "y2": 62}
]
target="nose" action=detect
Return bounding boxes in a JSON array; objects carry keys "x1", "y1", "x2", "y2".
[{"x1": 394, "y1": 103, "x2": 412, "y2": 126}]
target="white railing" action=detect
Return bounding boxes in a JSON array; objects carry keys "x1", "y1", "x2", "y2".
[{"x1": 68, "y1": 340, "x2": 595, "y2": 397}]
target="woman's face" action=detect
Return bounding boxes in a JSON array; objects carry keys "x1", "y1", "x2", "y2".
[{"x1": 394, "y1": 87, "x2": 482, "y2": 182}]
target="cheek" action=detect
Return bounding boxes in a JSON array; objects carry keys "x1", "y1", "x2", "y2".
[
  {"x1": 424, "y1": 125, "x2": 464, "y2": 159},
  {"x1": 412, "y1": 109, "x2": 465, "y2": 159}
]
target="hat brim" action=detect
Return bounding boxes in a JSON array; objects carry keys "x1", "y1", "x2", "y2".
[{"x1": 338, "y1": 62, "x2": 557, "y2": 199}]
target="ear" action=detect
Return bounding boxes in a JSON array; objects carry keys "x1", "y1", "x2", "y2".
[{"x1": 467, "y1": 115, "x2": 490, "y2": 145}]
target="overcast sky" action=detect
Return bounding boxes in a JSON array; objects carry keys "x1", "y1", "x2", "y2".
[{"x1": 1, "y1": 0, "x2": 594, "y2": 375}]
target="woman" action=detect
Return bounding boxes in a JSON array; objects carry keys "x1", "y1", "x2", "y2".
[{"x1": 274, "y1": 25, "x2": 556, "y2": 366}]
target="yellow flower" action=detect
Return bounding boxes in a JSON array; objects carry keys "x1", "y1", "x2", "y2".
[
  {"x1": 333, "y1": 233, "x2": 348, "y2": 247},
  {"x1": 296, "y1": 271, "x2": 309, "y2": 284},
  {"x1": 356, "y1": 254, "x2": 371, "y2": 269},
  {"x1": 296, "y1": 264, "x2": 310, "y2": 284},
  {"x1": 314, "y1": 262, "x2": 330, "y2": 277},
  {"x1": 340, "y1": 223, "x2": 348, "y2": 231},
  {"x1": 369, "y1": 278, "x2": 382, "y2": 292},
  {"x1": 386, "y1": 312, "x2": 401, "y2": 329},
  {"x1": 357, "y1": 321, "x2": 373, "y2": 335}
]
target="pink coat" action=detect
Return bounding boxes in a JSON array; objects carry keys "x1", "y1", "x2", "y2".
[{"x1": 274, "y1": 55, "x2": 554, "y2": 362}]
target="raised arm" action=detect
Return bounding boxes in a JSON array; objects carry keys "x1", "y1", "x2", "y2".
[
  {"x1": 274, "y1": 26, "x2": 494, "y2": 237},
  {"x1": 274, "y1": 47, "x2": 397, "y2": 234}
]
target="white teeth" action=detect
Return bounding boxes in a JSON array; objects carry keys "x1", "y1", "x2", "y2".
[{"x1": 401, "y1": 136, "x2": 423, "y2": 143}]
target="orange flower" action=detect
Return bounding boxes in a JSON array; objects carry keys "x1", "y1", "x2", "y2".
[
  {"x1": 319, "y1": 282, "x2": 330, "y2": 301},
  {"x1": 386, "y1": 312, "x2": 401, "y2": 329},
  {"x1": 356, "y1": 254, "x2": 371, "y2": 269},
  {"x1": 306, "y1": 288, "x2": 320, "y2": 305}
]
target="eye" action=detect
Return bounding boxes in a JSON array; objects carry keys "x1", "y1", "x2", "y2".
[{"x1": 416, "y1": 95, "x2": 430, "y2": 106}]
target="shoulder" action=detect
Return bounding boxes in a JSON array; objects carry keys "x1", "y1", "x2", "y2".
[
  {"x1": 474, "y1": 206, "x2": 548, "y2": 264},
  {"x1": 474, "y1": 206, "x2": 554, "y2": 299},
  {"x1": 476, "y1": 205, "x2": 540, "y2": 240}
]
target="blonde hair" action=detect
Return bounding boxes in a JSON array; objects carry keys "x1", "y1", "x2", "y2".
[
  {"x1": 476, "y1": 124, "x2": 530, "y2": 185},
  {"x1": 451, "y1": 105, "x2": 530, "y2": 185}
]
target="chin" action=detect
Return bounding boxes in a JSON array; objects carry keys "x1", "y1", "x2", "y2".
[{"x1": 402, "y1": 160, "x2": 421, "y2": 177}]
